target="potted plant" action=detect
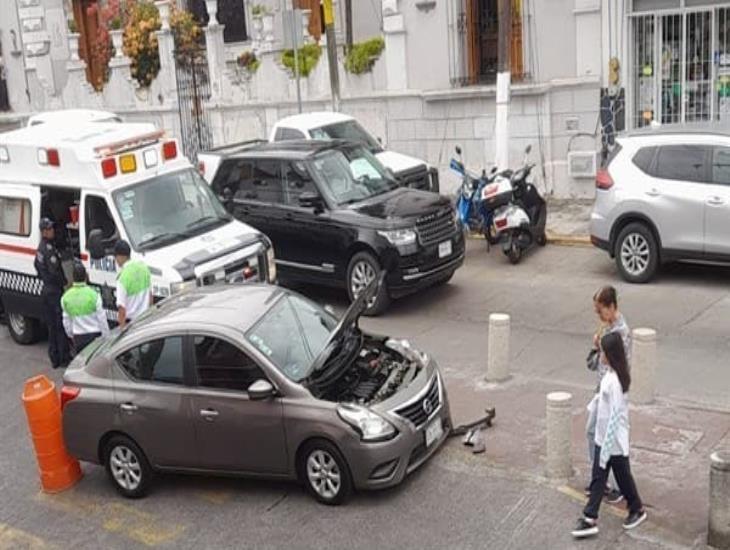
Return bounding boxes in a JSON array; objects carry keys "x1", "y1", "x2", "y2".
[
  {"x1": 251, "y1": 4, "x2": 266, "y2": 40},
  {"x1": 109, "y1": 16, "x2": 124, "y2": 58},
  {"x1": 237, "y1": 50, "x2": 260, "y2": 74},
  {"x1": 67, "y1": 19, "x2": 80, "y2": 61},
  {"x1": 205, "y1": 0, "x2": 218, "y2": 25},
  {"x1": 261, "y1": 6, "x2": 274, "y2": 47}
]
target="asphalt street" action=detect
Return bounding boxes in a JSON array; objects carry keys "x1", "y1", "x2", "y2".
[{"x1": 1, "y1": 240, "x2": 728, "y2": 549}]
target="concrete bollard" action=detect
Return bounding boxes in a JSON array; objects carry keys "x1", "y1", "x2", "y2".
[
  {"x1": 486, "y1": 313, "x2": 510, "y2": 382},
  {"x1": 709, "y1": 451, "x2": 730, "y2": 549},
  {"x1": 546, "y1": 391, "x2": 573, "y2": 479},
  {"x1": 631, "y1": 328, "x2": 657, "y2": 404}
]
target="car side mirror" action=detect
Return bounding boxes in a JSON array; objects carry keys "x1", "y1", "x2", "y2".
[
  {"x1": 87, "y1": 229, "x2": 106, "y2": 260},
  {"x1": 298, "y1": 192, "x2": 325, "y2": 213},
  {"x1": 248, "y1": 379, "x2": 275, "y2": 401}
]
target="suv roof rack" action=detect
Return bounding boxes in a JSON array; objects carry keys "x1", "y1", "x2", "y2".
[{"x1": 207, "y1": 139, "x2": 267, "y2": 155}]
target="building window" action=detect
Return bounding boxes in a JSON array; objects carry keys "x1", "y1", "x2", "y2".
[
  {"x1": 448, "y1": 0, "x2": 524, "y2": 86},
  {"x1": 629, "y1": 4, "x2": 730, "y2": 128},
  {"x1": 187, "y1": 0, "x2": 248, "y2": 43}
]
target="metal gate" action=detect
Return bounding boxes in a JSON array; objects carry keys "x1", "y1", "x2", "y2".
[{"x1": 174, "y1": 48, "x2": 213, "y2": 161}]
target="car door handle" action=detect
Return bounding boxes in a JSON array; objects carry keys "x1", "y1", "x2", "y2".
[
  {"x1": 645, "y1": 188, "x2": 660, "y2": 197},
  {"x1": 707, "y1": 196, "x2": 725, "y2": 206},
  {"x1": 199, "y1": 408, "x2": 219, "y2": 421},
  {"x1": 120, "y1": 403, "x2": 138, "y2": 413}
]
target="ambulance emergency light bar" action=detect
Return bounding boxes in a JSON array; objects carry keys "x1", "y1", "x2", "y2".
[{"x1": 95, "y1": 130, "x2": 179, "y2": 179}]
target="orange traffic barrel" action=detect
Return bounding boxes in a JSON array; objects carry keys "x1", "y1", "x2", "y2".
[{"x1": 21, "y1": 375, "x2": 82, "y2": 493}]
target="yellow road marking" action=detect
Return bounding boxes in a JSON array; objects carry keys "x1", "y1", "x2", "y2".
[
  {"x1": 557, "y1": 485, "x2": 624, "y2": 518},
  {"x1": 36, "y1": 492, "x2": 186, "y2": 547},
  {"x1": 197, "y1": 490, "x2": 233, "y2": 505},
  {"x1": 0, "y1": 522, "x2": 49, "y2": 550}
]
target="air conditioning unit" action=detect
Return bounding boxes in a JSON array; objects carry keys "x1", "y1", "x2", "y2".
[{"x1": 568, "y1": 151, "x2": 598, "y2": 179}]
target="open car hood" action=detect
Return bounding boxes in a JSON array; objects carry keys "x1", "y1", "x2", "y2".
[{"x1": 309, "y1": 272, "x2": 385, "y2": 373}]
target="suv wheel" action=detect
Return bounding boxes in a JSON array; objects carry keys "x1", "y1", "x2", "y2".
[
  {"x1": 104, "y1": 435, "x2": 153, "y2": 498},
  {"x1": 7, "y1": 312, "x2": 40, "y2": 345},
  {"x1": 346, "y1": 252, "x2": 390, "y2": 316},
  {"x1": 298, "y1": 440, "x2": 353, "y2": 506},
  {"x1": 615, "y1": 223, "x2": 659, "y2": 283}
]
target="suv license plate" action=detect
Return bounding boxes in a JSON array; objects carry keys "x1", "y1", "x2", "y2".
[
  {"x1": 438, "y1": 240, "x2": 452, "y2": 258},
  {"x1": 425, "y1": 417, "x2": 443, "y2": 447}
]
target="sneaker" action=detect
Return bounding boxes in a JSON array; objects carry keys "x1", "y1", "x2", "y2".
[
  {"x1": 571, "y1": 517, "x2": 599, "y2": 538},
  {"x1": 605, "y1": 489, "x2": 624, "y2": 504},
  {"x1": 623, "y1": 510, "x2": 647, "y2": 530}
]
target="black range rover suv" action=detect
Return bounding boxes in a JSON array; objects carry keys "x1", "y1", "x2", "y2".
[{"x1": 205, "y1": 140, "x2": 465, "y2": 314}]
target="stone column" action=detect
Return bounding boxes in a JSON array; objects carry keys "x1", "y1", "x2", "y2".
[
  {"x1": 204, "y1": 19, "x2": 227, "y2": 104},
  {"x1": 382, "y1": 0, "x2": 408, "y2": 90},
  {"x1": 546, "y1": 391, "x2": 573, "y2": 479},
  {"x1": 486, "y1": 313, "x2": 510, "y2": 382},
  {"x1": 632, "y1": 328, "x2": 657, "y2": 405},
  {"x1": 709, "y1": 451, "x2": 730, "y2": 549},
  {"x1": 155, "y1": 1, "x2": 178, "y2": 105}
]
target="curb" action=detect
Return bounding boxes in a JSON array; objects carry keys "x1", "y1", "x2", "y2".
[{"x1": 545, "y1": 233, "x2": 591, "y2": 247}]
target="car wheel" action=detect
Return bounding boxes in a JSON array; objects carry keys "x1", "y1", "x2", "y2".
[
  {"x1": 615, "y1": 223, "x2": 658, "y2": 284},
  {"x1": 346, "y1": 252, "x2": 390, "y2": 316},
  {"x1": 7, "y1": 312, "x2": 40, "y2": 345},
  {"x1": 298, "y1": 440, "x2": 353, "y2": 506},
  {"x1": 104, "y1": 435, "x2": 152, "y2": 498}
]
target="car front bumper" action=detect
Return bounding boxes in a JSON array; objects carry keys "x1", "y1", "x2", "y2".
[{"x1": 342, "y1": 387, "x2": 453, "y2": 491}]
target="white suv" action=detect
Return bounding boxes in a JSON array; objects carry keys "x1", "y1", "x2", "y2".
[{"x1": 591, "y1": 128, "x2": 730, "y2": 283}]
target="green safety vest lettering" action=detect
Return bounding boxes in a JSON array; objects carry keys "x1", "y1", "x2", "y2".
[
  {"x1": 61, "y1": 283, "x2": 99, "y2": 318},
  {"x1": 118, "y1": 260, "x2": 151, "y2": 296}
]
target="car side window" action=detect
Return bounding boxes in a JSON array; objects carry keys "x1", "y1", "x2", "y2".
[
  {"x1": 213, "y1": 160, "x2": 255, "y2": 200},
  {"x1": 250, "y1": 160, "x2": 284, "y2": 203},
  {"x1": 653, "y1": 145, "x2": 709, "y2": 183},
  {"x1": 85, "y1": 194, "x2": 119, "y2": 244},
  {"x1": 193, "y1": 336, "x2": 266, "y2": 392},
  {"x1": 712, "y1": 147, "x2": 730, "y2": 185},
  {"x1": 275, "y1": 127, "x2": 306, "y2": 141},
  {"x1": 117, "y1": 337, "x2": 185, "y2": 385},
  {"x1": 282, "y1": 161, "x2": 318, "y2": 206},
  {"x1": 631, "y1": 147, "x2": 656, "y2": 175}
]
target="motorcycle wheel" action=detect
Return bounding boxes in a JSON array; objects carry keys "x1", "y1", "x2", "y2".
[
  {"x1": 536, "y1": 232, "x2": 547, "y2": 247},
  {"x1": 506, "y1": 242, "x2": 522, "y2": 264}
]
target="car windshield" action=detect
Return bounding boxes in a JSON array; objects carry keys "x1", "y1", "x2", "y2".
[
  {"x1": 112, "y1": 168, "x2": 231, "y2": 251},
  {"x1": 308, "y1": 146, "x2": 397, "y2": 206},
  {"x1": 246, "y1": 294, "x2": 338, "y2": 382},
  {"x1": 310, "y1": 120, "x2": 383, "y2": 153}
]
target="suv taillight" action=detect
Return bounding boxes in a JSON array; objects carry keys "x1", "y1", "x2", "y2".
[
  {"x1": 596, "y1": 168, "x2": 614, "y2": 190},
  {"x1": 60, "y1": 385, "x2": 80, "y2": 410}
]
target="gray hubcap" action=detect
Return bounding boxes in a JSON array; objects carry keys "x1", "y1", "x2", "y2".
[
  {"x1": 110, "y1": 445, "x2": 142, "y2": 491},
  {"x1": 7, "y1": 313, "x2": 26, "y2": 336},
  {"x1": 350, "y1": 260, "x2": 376, "y2": 298},
  {"x1": 307, "y1": 450, "x2": 341, "y2": 500},
  {"x1": 620, "y1": 234, "x2": 650, "y2": 276}
]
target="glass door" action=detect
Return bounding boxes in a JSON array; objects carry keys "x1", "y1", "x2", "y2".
[
  {"x1": 685, "y1": 10, "x2": 713, "y2": 122},
  {"x1": 659, "y1": 14, "x2": 683, "y2": 124}
]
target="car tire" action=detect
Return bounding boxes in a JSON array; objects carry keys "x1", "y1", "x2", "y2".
[
  {"x1": 298, "y1": 440, "x2": 353, "y2": 506},
  {"x1": 346, "y1": 251, "x2": 390, "y2": 316},
  {"x1": 104, "y1": 435, "x2": 153, "y2": 499},
  {"x1": 6, "y1": 312, "x2": 40, "y2": 345},
  {"x1": 614, "y1": 223, "x2": 659, "y2": 284}
]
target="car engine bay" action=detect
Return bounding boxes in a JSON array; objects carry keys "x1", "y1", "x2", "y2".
[{"x1": 309, "y1": 336, "x2": 423, "y2": 405}]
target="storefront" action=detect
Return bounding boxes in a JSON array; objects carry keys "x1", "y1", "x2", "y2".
[{"x1": 629, "y1": 0, "x2": 730, "y2": 128}]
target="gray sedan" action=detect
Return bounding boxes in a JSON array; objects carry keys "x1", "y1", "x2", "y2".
[{"x1": 61, "y1": 281, "x2": 451, "y2": 504}]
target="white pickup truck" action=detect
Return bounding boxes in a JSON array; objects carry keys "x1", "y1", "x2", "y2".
[{"x1": 268, "y1": 112, "x2": 439, "y2": 193}]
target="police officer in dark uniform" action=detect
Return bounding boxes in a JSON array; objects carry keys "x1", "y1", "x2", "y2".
[{"x1": 35, "y1": 217, "x2": 71, "y2": 369}]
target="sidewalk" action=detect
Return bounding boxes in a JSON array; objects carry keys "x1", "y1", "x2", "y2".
[
  {"x1": 444, "y1": 373, "x2": 729, "y2": 548},
  {"x1": 546, "y1": 198, "x2": 593, "y2": 244}
]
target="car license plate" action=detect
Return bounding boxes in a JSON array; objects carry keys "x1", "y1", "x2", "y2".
[
  {"x1": 425, "y1": 417, "x2": 443, "y2": 447},
  {"x1": 438, "y1": 240, "x2": 452, "y2": 258}
]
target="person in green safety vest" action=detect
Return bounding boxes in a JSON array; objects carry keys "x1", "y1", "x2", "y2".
[
  {"x1": 61, "y1": 262, "x2": 109, "y2": 352},
  {"x1": 114, "y1": 240, "x2": 152, "y2": 328}
]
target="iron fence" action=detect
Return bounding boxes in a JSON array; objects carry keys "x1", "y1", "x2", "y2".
[{"x1": 174, "y1": 48, "x2": 213, "y2": 162}]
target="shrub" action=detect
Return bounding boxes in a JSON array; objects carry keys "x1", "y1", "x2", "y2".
[
  {"x1": 281, "y1": 43, "x2": 321, "y2": 77},
  {"x1": 68, "y1": 19, "x2": 78, "y2": 33},
  {"x1": 344, "y1": 37, "x2": 384, "y2": 75},
  {"x1": 251, "y1": 4, "x2": 269, "y2": 17},
  {"x1": 237, "y1": 50, "x2": 260, "y2": 73}
]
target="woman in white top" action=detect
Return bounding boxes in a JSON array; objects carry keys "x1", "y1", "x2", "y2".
[{"x1": 572, "y1": 331, "x2": 647, "y2": 539}]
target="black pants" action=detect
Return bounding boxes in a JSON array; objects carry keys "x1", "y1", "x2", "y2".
[
  {"x1": 584, "y1": 444, "x2": 643, "y2": 519},
  {"x1": 73, "y1": 332, "x2": 101, "y2": 352},
  {"x1": 42, "y1": 291, "x2": 70, "y2": 368}
]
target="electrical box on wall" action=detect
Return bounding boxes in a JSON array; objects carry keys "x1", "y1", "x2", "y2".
[{"x1": 568, "y1": 151, "x2": 598, "y2": 179}]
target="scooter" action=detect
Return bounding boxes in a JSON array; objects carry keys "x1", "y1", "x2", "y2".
[
  {"x1": 491, "y1": 145, "x2": 547, "y2": 264},
  {"x1": 451, "y1": 146, "x2": 510, "y2": 245}
]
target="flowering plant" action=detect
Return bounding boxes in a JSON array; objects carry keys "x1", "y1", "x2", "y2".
[{"x1": 236, "y1": 50, "x2": 260, "y2": 73}]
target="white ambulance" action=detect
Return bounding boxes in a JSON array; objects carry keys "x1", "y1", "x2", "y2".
[{"x1": 0, "y1": 122, "x2": 276, "y2": 344}]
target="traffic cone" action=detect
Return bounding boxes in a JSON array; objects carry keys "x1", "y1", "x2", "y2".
[{"x1": 21, "y1": 375, "x2": 82, "y2": 493}]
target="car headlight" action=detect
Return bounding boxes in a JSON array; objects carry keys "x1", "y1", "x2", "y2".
[
  {"x1": 337, "y1": 403, "x2": 397, "y2": 442},
  {"x1": 170, "y1": 279, "x2": 197, "y2": 294},
  {"x1": 378, "y1": 228, "x2": 418, "y2": 256},
  {"x1": 266, "y1": 246, "x2": 277, "y2": 282}
]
